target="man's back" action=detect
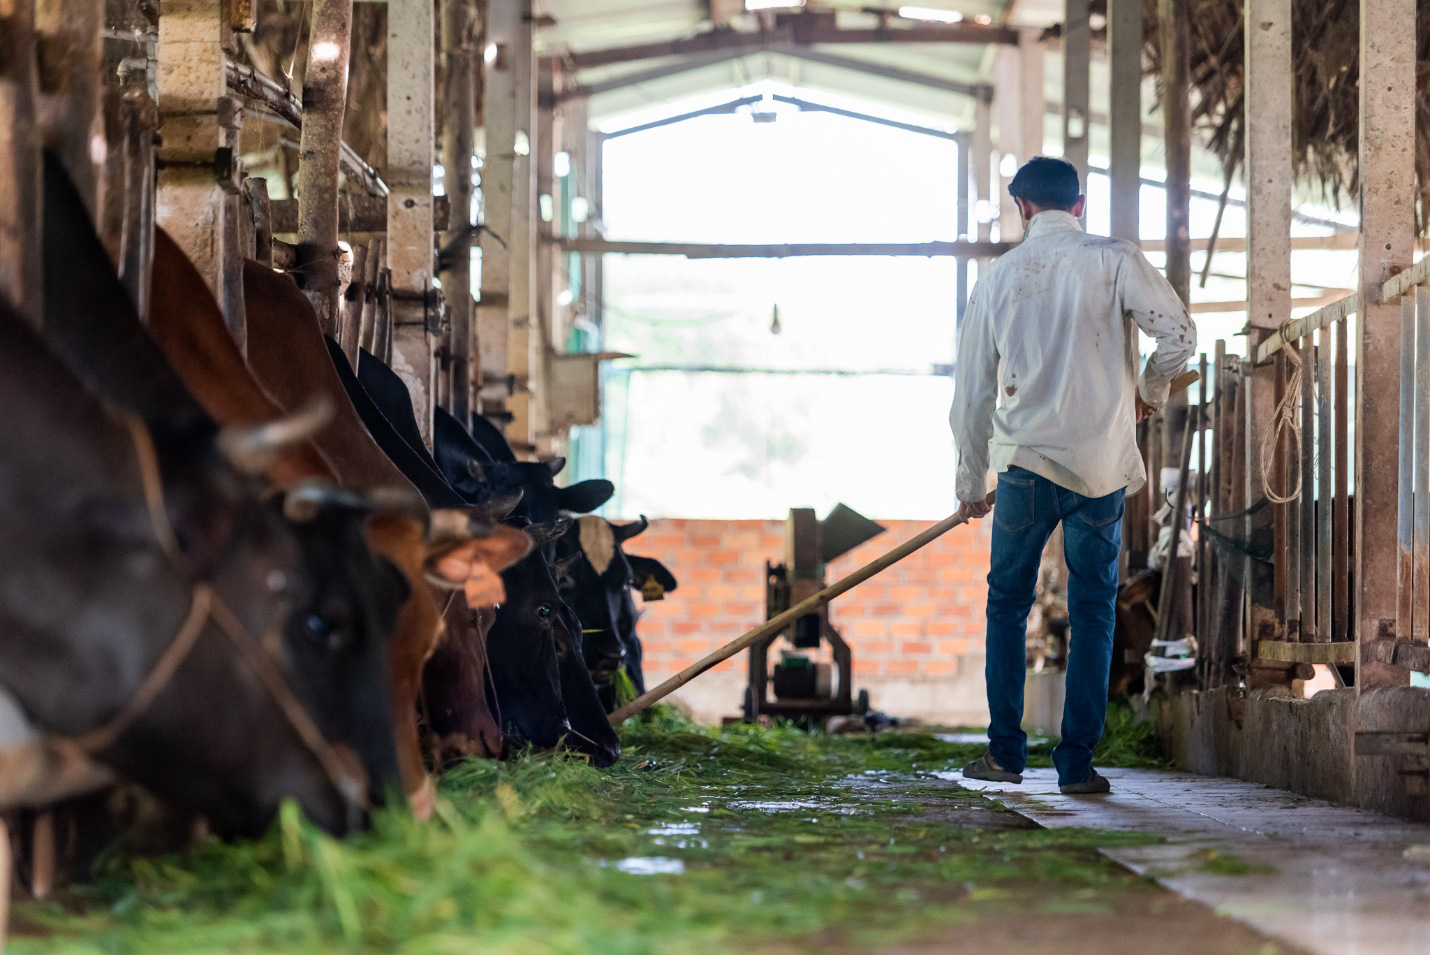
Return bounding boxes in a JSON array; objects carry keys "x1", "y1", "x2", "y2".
[{"x1": 951, "y1": 210, "x2": 1195, "y2": 503}]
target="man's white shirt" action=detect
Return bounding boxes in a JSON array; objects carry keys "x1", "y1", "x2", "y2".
[{"x1": 950, "y1": 210, "x2": 1197, "y2": 504}]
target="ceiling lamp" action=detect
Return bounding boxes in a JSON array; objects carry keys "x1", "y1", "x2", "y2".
[{"x1": 897, "y1": 6, "x2": 964, "y2": 23}]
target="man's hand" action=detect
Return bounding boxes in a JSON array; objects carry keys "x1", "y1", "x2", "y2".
[
  {"x1": 957, "y1": 498, "x2": 992, "y2": 521},
  {"x1": 1135, "y1": 394, "x2": 1156, "y2": 423}
]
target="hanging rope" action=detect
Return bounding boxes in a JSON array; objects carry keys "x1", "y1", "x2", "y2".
[{"x1": 1258, "y1": 325, "x2": 1304, "y2": 504}]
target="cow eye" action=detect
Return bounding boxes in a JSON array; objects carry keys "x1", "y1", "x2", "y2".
[
  {"x1": 536, "y1": 604, "x2": 553, "y2": 620},
  {"x1": 303, "y1": 613, "x2": 343, "y2": 649}
]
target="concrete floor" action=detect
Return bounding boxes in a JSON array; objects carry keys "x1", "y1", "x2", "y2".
[{"x1": 959, "y1": 768, "x2": 1430, "y2": 955}]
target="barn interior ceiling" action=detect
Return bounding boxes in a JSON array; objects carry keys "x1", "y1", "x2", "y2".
[{"x1": 535, "y1": 1, "x2": 1051, "y2": 131}]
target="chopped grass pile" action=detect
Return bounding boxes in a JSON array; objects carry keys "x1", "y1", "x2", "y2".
[{"x1": 14, "y1": 708, "x2": 1166, "y2": 955}]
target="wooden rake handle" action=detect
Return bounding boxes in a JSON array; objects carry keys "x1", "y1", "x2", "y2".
[{"x1": 608, "y1": 370, "x2": 1201, "y2": 726}]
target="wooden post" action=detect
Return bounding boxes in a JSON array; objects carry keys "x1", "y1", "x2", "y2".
[
  {"x1": 506, "y1": 3, "x2": 537, "y2": 455},
  {"x1": 118, "y1": 63, "x2": 157, "y2": 319},
  {"x1": 955, "y1": 132, "x2": 970, "y2": 334},
  {"x1": 388, "y1": 0, "x2": 438, "y2": 445},
  {"x1": 993, "y1": 44, "x2": 1020, "y2": 239},
  {"x1": 477, "y1": 0, "x2": 526, "y2": 429},
  {"x1": 441, "y1": 0, "x2": 481, "y2": 422},
  {"x1": 1018, "y1": 28, "x2": 1043, "y2": 165},
  {"x1": 35, "y1": 0, "x2": 102, "y2": 216},
  {"x1": 1242, "y1": 0, "x2": 1292, "y2": 673},
  {"x1": 296, "y1": 0, "x2": 354, "y2": 337},
  {"x1": 1061, "y1": 0, "x2": 1090, "y2": 194},
  {"x1": 1107, "y1": 0, "x2": 1141, "y2": 243},
  {"x1": 973, "y1": 96, "x2": 992, "y2": 243},
  {"x1": 1, "y1": 0, "x2": 44, "y2": 320},
  {"x1": 156, "y1": 0, "x2": 245, "y2": 348},
  {"x1": 531, "y1": 56, "x2": 555, "y2": 454},
  {"x1": 1355, "y1": 0, "x2": 1415, "y2": 686}
]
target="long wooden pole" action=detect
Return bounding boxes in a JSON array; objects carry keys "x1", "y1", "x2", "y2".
[
  {"x1": 610, "y1": 370, "x2": 1203, "y2": 725},
  {"x1": 608, "y1": 492, "x2": 996, "y2": 725}
]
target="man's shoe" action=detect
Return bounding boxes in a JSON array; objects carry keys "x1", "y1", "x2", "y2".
[
  {"x1": 962, "y1": 754, "x2": 1023, "y2": 784},
  {"x1": 1059, "y1": 770, "x2": 1111, "y2": 795}
]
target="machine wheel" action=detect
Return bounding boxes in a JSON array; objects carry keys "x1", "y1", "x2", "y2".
[{"x1": 855, "y1": 689, "x2": 870, "y2": 715}]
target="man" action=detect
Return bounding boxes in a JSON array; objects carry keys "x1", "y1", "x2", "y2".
[{"x1": 950, "y1": 157, "x2": 1195, "y2": 795}]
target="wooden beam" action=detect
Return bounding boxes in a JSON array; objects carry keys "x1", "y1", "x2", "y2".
[
  {"x1": 156, "y1": 0, "x2": 244, "y2": 348},
  {"x1": 295, "y1": 0, "x2": 355, "y2": 337},
  {"x1": 0, "y1": 0, "x2": 43, "y2": 320},
  {"x1": 1107, "y1": 0, "x2": 1141, "y2": 242},
  {"x1": 776, "y1": 48, "x2": 989, "y2": 100},
  {"x1": 552, "y1": 238, "x2": 1014, "y2": 259},
  {"x1": 1257, "y1": 641, "x2": 1358, "y2": 665},
  {"x1": 1356, "y1": 0, "x2": 1416, "y2": 685},
  {"x1": 560, "y1": 49, "x2": 757, "y2": 101},
  {"x1": 568, "y1": 21, "x2": 1020, "y2": 70},
  {"x1": 441, "y1": 0, "x2": 481, "y2": 423},
  {"x1": 770, "y1": 94, "x2": 960, "y2": 141},
  {"x1": 1062, "y1": 0, "x2": 1091, "y2": 195},
  {"x1": 268, "y1": 195, "x2": 450, "y2": 234},
  {"x1": 36, "y1": 0, "x2": 103, "y2": 215},
  {"x1": 1242, "y1": 0, "x2": 1294, "y2": 666},
  {"x1": 388, "y1": 0, "x2": 438, "y2": 445},
  {"x1": 1158, "y1": 0, "x2": 1191, "y2": 304}
]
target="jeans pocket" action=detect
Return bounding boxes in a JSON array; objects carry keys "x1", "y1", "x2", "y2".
[
  {"x1": 1068, "y1": 490, "x2": 1125, "y2": 529},
  {"x1": 994, "y1": 472, "x2": 1036, "y2": 533}
]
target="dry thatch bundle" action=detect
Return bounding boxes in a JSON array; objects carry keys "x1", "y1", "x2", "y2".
[{"x1": 1143, "y1": 0, "x2": 1430, "y2": 222}]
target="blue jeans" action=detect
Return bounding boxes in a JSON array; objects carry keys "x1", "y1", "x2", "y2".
[{"x1": 984, "y1": 466, "x2": 1124, "y2": 786}]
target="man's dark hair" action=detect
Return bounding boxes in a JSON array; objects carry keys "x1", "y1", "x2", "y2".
[{"x1": 1008, "y1": 156, "x2": 1081, "y2": 209}]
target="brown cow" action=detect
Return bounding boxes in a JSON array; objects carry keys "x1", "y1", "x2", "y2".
[{"x1": 147, "y1": 233, "x2": 526, "y2": 818}]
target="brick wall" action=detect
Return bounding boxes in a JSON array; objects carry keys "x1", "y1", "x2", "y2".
[{"x1": 630, "y1": 517, "x2": 994, "y2": 725}]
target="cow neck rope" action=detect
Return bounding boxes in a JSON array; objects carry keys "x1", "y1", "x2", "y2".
[{"x1": 56, "y1": 416, "x2": 366, "y2": 811}]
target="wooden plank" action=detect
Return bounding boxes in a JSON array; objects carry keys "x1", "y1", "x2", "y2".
[
  {"x1": 778, "y1": 48, "x2": 987, "y2": 100},
  {"x1": 476, "y1": 0, "x2": 520, "y2": 422},
  {"x1": 1316, "y1": 332, "x2": 1333, "y2": 643},
  {"x1": 1280, "y1": 352, "x2": 1299, "y2": 636},
  {"x1": 553, "y1": 238, "x2": 1015, "y2": 258},
  {"x1": 1357, "y1": 0, "x2": 1417, "y2": 681},
  {"x1": 1334, "y1": 317, "x2": 1351, "y2": 641},
  {"x1": 1416, "y1": 283, "x2": 1430, "y2": 647},
  {"x1": 1300, "y1": 326, "x2": 1317, "y2": 637},
  {"x1": 1397, "y1": 292, "x2": 1416, "y2": 643},
  {"x1": 1258, "y1": 641, "x2": 1358, "y2": 665},
  {"x1": 1382, "y1": 254, "x2": 1430, "y2": 303}
]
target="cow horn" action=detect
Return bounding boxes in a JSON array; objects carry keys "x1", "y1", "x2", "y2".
[
  {"x1": 525, "y1": 518, "x2": 572, "y2": 548},
  {"x1": 363, "y1": 487, "x2": 430, "y2": 524},
  {"x1": 282, "y1": 480, "x2": 366, "y2": 523},
  {"x1": 466, "y1": 458, "x2": 486, "y2": 483},
  {"x1": 544, "y1": 456, "x2": 567, "y2": 477},
  {"x1": 482, "y1": 489, "x2": 523, "y2": 523},
  {"x1": 217, "y1": 398, "x2": 332, "y2": 476},
  {"x1": 429, "y1": 508, "x2": 493, "y2": 541},
  {"x1": 614, "y1": 515, "x2": 649, "y2": 542}
]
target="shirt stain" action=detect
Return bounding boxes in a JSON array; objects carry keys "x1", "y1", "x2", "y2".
[{"x1": 1006, "y1": 385, "x2": 1018, "y2": 396}]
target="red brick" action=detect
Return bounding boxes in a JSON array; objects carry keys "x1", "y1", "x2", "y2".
[
  {"x1": 708, "y1": 550, "x2": 739, "y2": 565},
  {"x1": 890, "y1": 622, "x2": 924, "y2": 638},
  {"x1": 853, "y1": 658, "x2": 884, "y2": 675},
  {"x1": 900, "y1": 640, "x2": 933, "y2": 656},
  {"x1": 886, "y1": 659, "x2": 921, "y2": 675},
  {"x1": 924, "y1": 659, "x2": 960, "y2": 676},
  {"x1": 904, "y1": 602, "x2": 939, "y2": 618}
]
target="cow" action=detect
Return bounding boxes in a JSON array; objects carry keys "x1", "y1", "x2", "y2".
[
  {"x1": 238, "y1": 261, "x2": 535, "y2": 816},
  {"x1": 352, "y1": 357, "x2": 623, "y2": 765},
  {"x1": 0, "y1": 299, "x2": 379, "y2": 836},
  {"x1": 433, "y1": 407, "x2": 615, "y2": 525},
  {"x1": 556, "y1": 516, "x2": 679, "y2": 710},
  {"x1": 36, "y1": 154, "x2": 419, "y2": 821}
]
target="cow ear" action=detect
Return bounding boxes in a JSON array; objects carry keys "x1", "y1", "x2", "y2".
[
  {"x1": 612, "y1": 515, "x2": 649, "y2": 543},
  {"x1": 629, "y1": 555, "x2": 678, "y2": 593},
  {"x1": 551, "y1": 551, "x2": 583, "y2": 586},
  {"x1": 544, "y1": 456, "x2": 567, "y2": 477},
  {"x1": 556, "y1": 479, "x2": 614, "y2": 514},
  {"x1": 576, "y1": 515, "x2": 616, "y2": 575}
]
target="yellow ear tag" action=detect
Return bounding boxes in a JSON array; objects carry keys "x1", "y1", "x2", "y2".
[{"x1": 638, "y1": 576, "x2": 665, "y2": 602}]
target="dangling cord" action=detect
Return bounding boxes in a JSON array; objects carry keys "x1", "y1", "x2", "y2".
[{"x1": 1258, "y1": 327, "x2": 1303, "y2": 505}]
